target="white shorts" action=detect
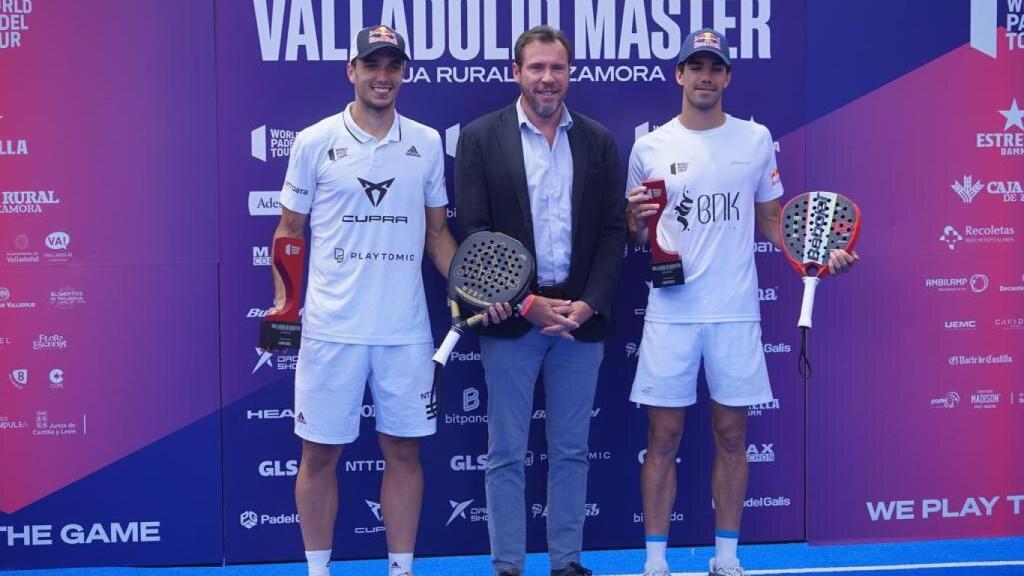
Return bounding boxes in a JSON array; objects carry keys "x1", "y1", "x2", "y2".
[
  {"x1": 630, "y1": 321, "x2": 773, "y2": 408},
  {"x1": 293, "y1": 338, "x2": 436, "y2": 444}
]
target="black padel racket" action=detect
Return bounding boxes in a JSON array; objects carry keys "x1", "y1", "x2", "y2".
[
  {"x1": 426, "y1": 231, "x2": 536, "y2": 418},
  {"x1": 780, "y1": 191, "x2": 862, "y2": 379}
]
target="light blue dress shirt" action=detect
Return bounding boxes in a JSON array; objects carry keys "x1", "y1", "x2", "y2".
[{"x1": 515, "y1": 97, "x2": 574, "y2": 286}]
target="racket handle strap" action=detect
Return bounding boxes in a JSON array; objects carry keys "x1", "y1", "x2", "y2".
[
  {"x1": 432, "y1": 328, "x2": 464, "y2": 366},
  {"x1": 798, "y1": 275, "x2": 820, "y2": 329}
]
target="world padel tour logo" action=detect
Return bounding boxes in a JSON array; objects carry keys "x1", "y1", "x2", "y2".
[
  {"x1": 976, "y1": 98, "x2": 1024, "y2": 157},
  {"x1": 970, "y1": 0, "x2": 1024, "y2": 58},
  {"x1": 0, "y1": 1, "x2": 31, "y2": 52},
  {"x1": 251, "y1": 125, "x2": 296, "y2": 162}
]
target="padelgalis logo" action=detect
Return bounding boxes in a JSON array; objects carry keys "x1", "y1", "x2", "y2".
[{"x1": 357, "y1": 177, "x2": 395, "y2": 207}]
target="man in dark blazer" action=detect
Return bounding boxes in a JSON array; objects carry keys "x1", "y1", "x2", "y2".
[{"x1": 455, "y1": 25, "x2": 625, "y2": 576}]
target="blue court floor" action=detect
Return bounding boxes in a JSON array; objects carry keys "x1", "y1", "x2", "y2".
[{"x1": 8, "y1": 536, "x2": 1024, "y2": 576}]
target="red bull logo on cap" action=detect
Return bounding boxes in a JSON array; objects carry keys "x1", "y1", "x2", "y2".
[
  {"x1": 369, "y1": 26, "x2": 398, "y2": 46},
  {"x1": 694, "y1": 31, "x2": 721, "y2": 50}
]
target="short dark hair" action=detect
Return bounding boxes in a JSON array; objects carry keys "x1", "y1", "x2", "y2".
[{"x1": 513, "y1": 26, "x2": 573, "y2": 67}]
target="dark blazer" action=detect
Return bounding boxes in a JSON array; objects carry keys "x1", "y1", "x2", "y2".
[{"x1": 455, "y1": 103, "x2": 626, "y2": 341}]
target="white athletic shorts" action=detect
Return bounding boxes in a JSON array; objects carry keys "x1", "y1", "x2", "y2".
[
  {"x1": 293, "y1": 338, "x2": 436, "y2": 444},
  {"x1": 630, "y1": 321, "x2": 773, "y2": 407}
]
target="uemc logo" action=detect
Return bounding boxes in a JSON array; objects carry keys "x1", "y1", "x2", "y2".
[
  {"x1": 746, "y1": 443, "x2": 775, "y2": 463},
  {"x1": 945, "y1": 320, "x2": 977, "y2": 330}
]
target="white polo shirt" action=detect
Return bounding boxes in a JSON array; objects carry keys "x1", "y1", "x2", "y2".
[
  {"x1": 280, "y1": 103, "x2": 448, "y2": 344},
  {"x1": 626, "y1": 115, "x2": 783, "y2": 323}
]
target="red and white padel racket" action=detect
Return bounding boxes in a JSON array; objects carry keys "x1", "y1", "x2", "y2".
[{"x1": 780, "y1": 191, "x2": 861, "y2": 378}]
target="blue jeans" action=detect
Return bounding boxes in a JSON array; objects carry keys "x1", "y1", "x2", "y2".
[{"x1": 480, "y1": 327, "x2": 605, "y2": 574}]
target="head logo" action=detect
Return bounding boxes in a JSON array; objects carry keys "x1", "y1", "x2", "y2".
[
  {"x1": 10, "y1": 369, "x2": 27, "y2": 389},
  {"x1": 446, "y1": 499, "x2": 474, "y2": 526},
  {"x1": 240, "y1": 511, "x2": 258, "y2": 529},
  {"x1": 940, "y1": 226, "x2": 963, "y2": 250},
  {"x1": 45, "y1": 232, "x2": 70, "y2": 250},
  {"x1": 252, "y1": 347, "x2": 274, "y2": 373},
  {"x1": 952, "y1": 176, "x2": 984, "y2": 203},
  {"x1": 357, "y1": 178, "x2": 395, "y2": 207},
  {"x1": 970, "y1": 273, "x2": 989, "y2": 293}
]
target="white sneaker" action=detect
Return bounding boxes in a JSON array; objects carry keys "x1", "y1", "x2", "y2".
[
  {"x1": 708, "y1": 558, "x2": 747, "y2": 576},
  {"x1": 643, "y1": 569, "x2": 671, "y2": 576}
]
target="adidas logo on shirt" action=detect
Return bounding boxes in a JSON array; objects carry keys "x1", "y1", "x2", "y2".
[
  {"x1": 296, "y1": 412, "x2": 306, "y2": 425},
  {"x1": 405, "y1": 146, "x2": 420, "y2": 158}
]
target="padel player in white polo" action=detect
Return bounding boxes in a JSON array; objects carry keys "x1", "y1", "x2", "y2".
[{"x1": 264, "y1": 25, "x2": 499, "y2": 576}]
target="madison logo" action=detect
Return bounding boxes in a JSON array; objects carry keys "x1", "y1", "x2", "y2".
[
  {"x1": 674, "y1": 187, "x2": 694, "y2": 230},
  {"x1": 358, "y1": 177, "x2": 395, "y2": 207}
]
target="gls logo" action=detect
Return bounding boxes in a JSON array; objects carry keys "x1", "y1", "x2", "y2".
[
  {"x1": 358, "y1": 178, "x2": 395, "y2": 207},
  {"x1": 259, "y1": 460, "x2": 298, "y2": 477},
  {"x1": 451, "y1": 454, "x2": 487, "y2": 471}
]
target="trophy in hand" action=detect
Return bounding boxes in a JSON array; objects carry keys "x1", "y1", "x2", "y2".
[
  {"x1": 259, "y1": 236, "x2": 305, "y2": 350},
  {"x1": 643, "y1": 178, "x2": 684, "y2": 288}
]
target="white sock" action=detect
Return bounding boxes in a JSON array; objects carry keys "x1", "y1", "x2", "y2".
[
  {"x1": 713, "y1": 530, "x2": 739, "y2": 569},
  {"x1": 305, "y1": 549, "x2": 331, "y2": 576},
  {"x1": 644, "y1": 535, "x2": 668, "y2": 571},
  {"x1": 388, "y1": 552, "x2": 414, "y2": 575}
]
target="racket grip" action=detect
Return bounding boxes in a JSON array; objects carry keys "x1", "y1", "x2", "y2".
[
  {"x1": 432, "y1": 328, "x2": 464, "y2": 366},
  {"x1": 797, "y1": 276, "x2": 820, "y2": 329}
]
